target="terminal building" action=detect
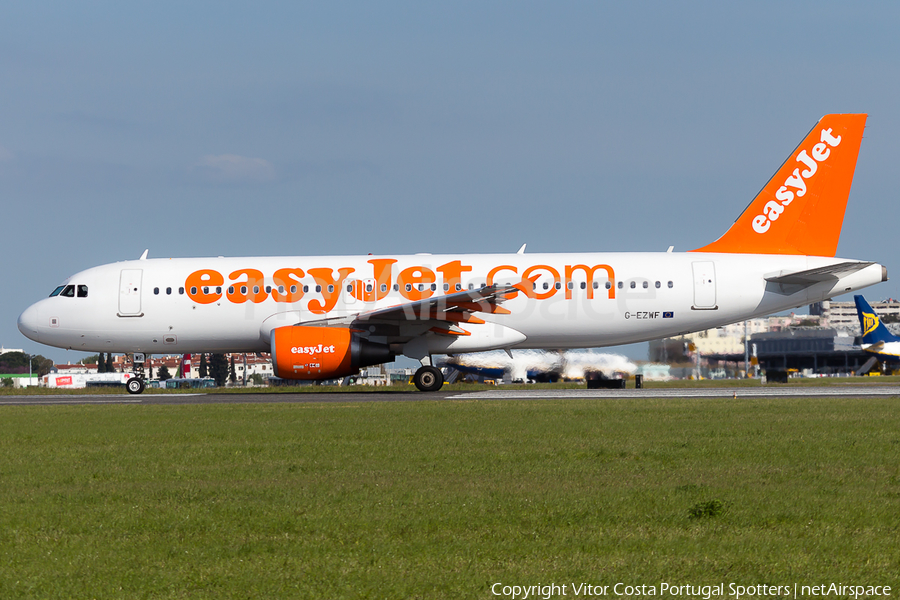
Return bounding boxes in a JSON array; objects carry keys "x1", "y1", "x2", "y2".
[{"x1": 650, "y1": 298, "x2": 898, "y2": 377}]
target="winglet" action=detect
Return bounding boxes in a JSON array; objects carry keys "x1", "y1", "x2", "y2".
[
  {"x1": 692, "y1": 114, "x2": 867, "y2": 256},
  {"x1": 854, "y1": 295, "x2": 898, "y2": 345}
]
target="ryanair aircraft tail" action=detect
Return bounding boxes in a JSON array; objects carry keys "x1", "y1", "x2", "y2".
[
  {"x1": 693, "y1": 113, "x2": 867, "y2": 256},
  {"x1": 855, "y1": 295, "x2": 898, "y2": 345}
]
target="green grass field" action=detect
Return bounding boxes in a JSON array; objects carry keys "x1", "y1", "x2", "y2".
[{"x1": 0, "y1": 396, "x2": 898, "y2": 598}]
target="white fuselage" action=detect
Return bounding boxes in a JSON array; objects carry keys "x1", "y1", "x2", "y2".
[{"x1": 18, "y1": 252, "x2": 886, "y2": 357}]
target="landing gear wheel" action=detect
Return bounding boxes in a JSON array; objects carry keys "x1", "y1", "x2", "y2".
[
  {"x1": 126, "y1": 378, "x2": 145, "y2": 395},
  {"x1": 413, "y1": 366, "x2": 444, "y2": 392}
]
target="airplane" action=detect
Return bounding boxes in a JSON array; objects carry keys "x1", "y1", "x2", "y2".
[
  {"x1": 854, "y1": 296, "x2": 900, "y2": 361},
  {"x1": 440, "y1": 349, "x2": 636, "y2": 383},
  {"x1": 18, "y1": 113, "x2": 887, "y2": 395}
]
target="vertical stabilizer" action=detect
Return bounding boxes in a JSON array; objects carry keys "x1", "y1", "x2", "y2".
[
  {"x1": 854, "y1": 295, "x2": 898, "y2": 345},
  {"x1": 692, "y1": 114, "x2": 867, "y2": 256}
]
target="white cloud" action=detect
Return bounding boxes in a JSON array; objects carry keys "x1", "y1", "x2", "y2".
[{"x1": 192, "y1": 154, "x2": 275, "y2": 183}]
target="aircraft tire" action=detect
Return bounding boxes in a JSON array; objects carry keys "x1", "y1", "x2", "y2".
[
  {"x1": 126, "y1": 377, "x2": 145, "y2": 395},
  {"x1": 414, "y1": 366, "x2": 443, "y2": 392}
]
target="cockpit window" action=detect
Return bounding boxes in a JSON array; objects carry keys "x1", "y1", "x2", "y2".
[
  {"x1": 49, "y1": 286, "x2": 65, "y2": 297},
  {"x1": 77, "y1": 285, "x2": 88, "y2": 298},
  {"x1": 60, "y1": 285, "x2": 76, "y2": 297}
]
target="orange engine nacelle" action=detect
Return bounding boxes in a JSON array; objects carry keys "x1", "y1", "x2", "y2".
[{"x1": 270, "y1": 326, "x2": 395, "y2": 380}]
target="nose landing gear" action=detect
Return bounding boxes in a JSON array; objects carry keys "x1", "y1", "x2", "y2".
[
  {"x1": 126, "y1": 377, "x2": 145, "y2": 395},
  {"x1": 126, "y1": 352, "x2": 146, "y2": 395}
]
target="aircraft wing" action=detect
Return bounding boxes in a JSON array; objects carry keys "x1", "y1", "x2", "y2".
[
  {"x1": 765, "y1": 261, "x2": 875, "y2": 294},
  {"x1": 297, "y1": 283, "x2": 524, "y2": 336},
  {"x1": 354, "y1": 283, "x2": 519, "y2": 322}
]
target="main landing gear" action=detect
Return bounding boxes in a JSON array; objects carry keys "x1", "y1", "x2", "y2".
[
  {"x1": 126, "y1": 352, "x2": 146, "y2": 395},
  {"x1": 413, "y1": 365, "x2": 444, "y2": 392}
]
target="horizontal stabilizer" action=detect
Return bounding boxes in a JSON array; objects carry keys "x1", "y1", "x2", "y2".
[{"x1": 764, "y1": 261, "x2": 875, "y2": 286}]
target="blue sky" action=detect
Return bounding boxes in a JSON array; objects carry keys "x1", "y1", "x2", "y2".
[{"x1": 4, "y1": 2, "x2": 900, "y2": 363}]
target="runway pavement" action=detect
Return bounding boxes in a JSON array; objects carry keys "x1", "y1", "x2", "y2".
[{"x1": 2, "y1": 385, "x2": 900, "y2": 405}]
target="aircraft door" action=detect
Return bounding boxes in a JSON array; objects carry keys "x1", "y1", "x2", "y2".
[
  {"x1": 691, "y1": 261, "x2": 717, "y2": 309},
  {"x1": 118, "y1": 269, "x2": 144, "y2": 316}
]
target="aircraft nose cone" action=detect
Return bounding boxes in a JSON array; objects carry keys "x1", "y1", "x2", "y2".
[{"x1": 17, "y1": 304, "x2": 40, "y2": 340}]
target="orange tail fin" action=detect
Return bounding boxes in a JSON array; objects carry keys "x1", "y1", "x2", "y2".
[{"x1": 691, "y1": 113, "x2": 867, "y2": 256}]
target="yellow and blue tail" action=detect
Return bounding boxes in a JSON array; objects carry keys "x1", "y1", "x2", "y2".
[{"x1": 855, "y1": 295, "x2": 898, "y2": 344}]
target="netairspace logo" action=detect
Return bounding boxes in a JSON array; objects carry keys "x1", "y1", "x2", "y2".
[{"x1": 490, "y1": 581, "x2": 892, "y2": 600}]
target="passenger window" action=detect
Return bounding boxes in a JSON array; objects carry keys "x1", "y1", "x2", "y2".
[
  {"x1": 580, "y1": 282, "x2": 586, "y2": 290},
  {"x1": 642, "y1": 281, "x2": 648, "y2": 289},
  {"x1": 166, "y1": 287, "x2": 172, "y2": 295},
  {"x1": 347, "y1": 284, "x2": 353, "y2": 293},
  {"x1": 202, "y1": 287, "x2": 209, "y2": 294},
  {"x1": 215, "y1": 287, "x2": 222, "y2": 294},
  {"x1": 61, "y1": 285, "x2": 75, "y2": 297},
  {"x1": 405, "y1": 284, "x2": 411, "y2": 292},
  {"x1": 393, "y1": 284, "x2": 399, "y2": 292},
  {"x1": 430, "y1": 283, "x2": 437, "y2": 291},
  {"x1": 154, "y1": 287, "x2": 160, "y2": 295},
  {"x1": 468, "y1": 284, "x2": 474, "y2": 290},
  {"x1": 315, "y1": 285, "x2": 321, "y2": 293},
  {"x1": 367, "y1": 284, "x2": 374, "y2": 292},
  {"x1": 179, "y1": 287, "x2": 185, "y2": 295},
  {"x1": 228, "y1": 286, "x2": 235, "y2": 295},
  {"x1": 290, "y1": 285, "x2": 296, "y2": 294},
  {"x1": 543, "y1": 282, "x2": 549, "y2": 290},
  {"x1": 668, "y1": 281, "x2": 674, "y2": 288},
  {"x1": 253, "y1": 286, "x2": 259, "y2": 294},
  {"x1": 327, "y1": 285, "x2": 334, "y2": 293},
  {"x1": 240, "y1": 286, "x2": 247, "y2": 295},
  {"x1": 617, "y1": 282, "x2": 623, "y2": 289},
  {"x1": 77, "y1": 285, "x2": 88, "y2": 298},
  {"x1": 630, "y1": 281, "x2": 636, "y2": 289},
  {"x1": 555, "y1": 282, "x2": 561, "y2": 290},
  {"x1": 381, "y1": 284, "x2": 387, "y2": 292},
  {"x1": 303, "y1": 285, "x2": 309, "y2": 293},
  {"x1": 266, "y1": 286, "x2": 272, "y2": 294},
  {"x1": 655, "y1": 281, "x2": 660, "y2": 289}
]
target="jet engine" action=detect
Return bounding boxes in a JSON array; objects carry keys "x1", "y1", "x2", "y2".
[{"x1": 270, "y1": 325, "x2": 394, "y2": 380}]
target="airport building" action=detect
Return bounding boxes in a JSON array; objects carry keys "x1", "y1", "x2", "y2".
[
  {"x1": 649, "y1": 299, "x2": 900, "y2": 377},
  {"x1": 810, "y1": 299, "x2": 900, "y2": 332}
]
